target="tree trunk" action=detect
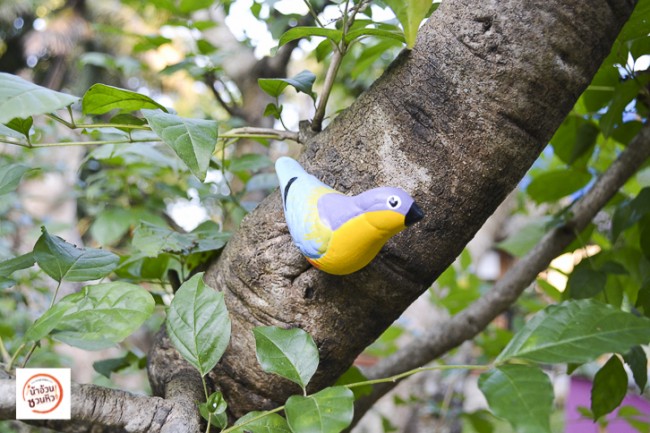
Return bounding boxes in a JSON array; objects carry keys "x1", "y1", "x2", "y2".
[{"x1": 148, "y1": 0, "x2": 636, "y2": 418}]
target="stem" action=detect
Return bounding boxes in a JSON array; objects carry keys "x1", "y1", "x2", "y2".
[
  {"x1": 6, "y1": 342, "x2": 25, "y2": 372},
  {"x1": 347, "y1": 364, "x2": 490, "y2": 389},
  {"x1": 0, "y1": 138, "x2": 161, "y2": 148},
  {"x1": 311, "y1": 0, "x2": 366, "y2": 132},
  {"x1": 220, "y1": 127, "x2": 299, "y2": 142},
  {"x1": 51, "y1": 280, "x2": 62, "y2": 308},
  {"x1": 0, "y1": 336, "x2": 11, "y2": 365},
  {"x1": 311, "y1": 48, "x2": 343, "y2": 132},
  {"x1": 220, "y1": 364, "x2": 487, "y2": 433},
  {"x1": 303, "y1": 0, "x2": 324, "y2": 27},
  {"x1": 201, "y1": 377, "x2": 211, "y2": 433},
  {"x1": 21, "y1": 343, "x2": 37, "y2": 368},
  {"x1": 47, "y1": 113, "x2": 150, "y2": 131}
]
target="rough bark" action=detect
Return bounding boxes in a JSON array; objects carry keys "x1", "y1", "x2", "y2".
[{"x1": 147, "y1": 0, "x2": 636, "y2": 418}]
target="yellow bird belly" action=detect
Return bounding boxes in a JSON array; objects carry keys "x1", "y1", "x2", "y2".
[{"x1": 308, "y1": 210, "x2": 406, "y2": 275}]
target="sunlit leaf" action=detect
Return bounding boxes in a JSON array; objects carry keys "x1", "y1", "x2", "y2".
[
  {"x1": 82, "y1": 83, "x2": 167, "y2": 115},
  {"x1": 142, "y1": 109, "x2": 217, "y2": 181},
  {"x1": 383, "y1": 0, "x2": 432, "y2": 48},
  {"x1": 132, "y1": 222, "x2": 229, "y2": 257},
  {"x1": 344, "y1": 27, "x2": 405, "y2": 44},
  {"x1": 0, "y1": 72, "x2": 79, "y2": 123},
  {"x1": 25, "y1": 282, "x2": 154, "y2": 349},
  {"x1": 278, "y1": 27, "x2": 342, "y2": 47}
]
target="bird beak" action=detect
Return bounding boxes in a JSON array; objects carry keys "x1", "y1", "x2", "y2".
[{"x1": 405, "y1": 202, "x2": 424, "y2": 226}]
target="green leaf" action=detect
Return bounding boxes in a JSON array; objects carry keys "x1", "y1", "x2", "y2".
[
  {"x1": 132, "y1": 222, "x2": 229, "y2": 257},
  {"x1": 0, "y1": 72, "x2": 79, "y2": 123},
  {"x1": 383, "y1": 0, "x2": 432, "y2": 49},
  {"x1": 550, "y1": 116, "x2": 599, "y2": 166},
  {"x1": 90, "y1": 208, "x2": 134, "y2": 246},
  {"x1": 0, "y1": 252, "x2": 35, "y2": 277},
  {"x1": 263, "y1": 103, "x2": 283, "y2": 119},
  {"x1": 462, "y1": 410, "x2": 496, "y2": 433},
  {"x1": 285, "y1": 386, "x2": 354, "y2": 433},
  {"x1": 82, "y1": 83, "x2": 167, "y2": 115},
  {"x1": 334, "y1": 366, "x2": 372, "y2": 399},
  {"x1": 0, "y1": 123, "x2": 27, "y2": 140},
  {"x1": 258, "y1": 70, "x2": 316, "y2": 99},
  {"x1": 93, "y1": 351, "x2": 146, "y2": 378},
  {"x1": 599, "y1": 79, "x2": 642, "y2": 137},
  {"x1": 253, "y1": 326, "x2": 319, "y2": 391},
  {"x1": 25, "y1": 282, "x2": 154, "y2": 349},
  {"x1": 166, "y1": 273, "x2": 231, "y2": 376},
  {"x1": 142, "y1": 109, "x2": 217, "y2": 182},
  {"x1": 623, "y1": 345, "x2": 647, "y2": 392},
  {"x1": 132, "y1": 222, "x2": 194, "y2": 257},
  {"x1": 344, "y1": 27, "x2": 406, "y2": 44},
  {"x1": 640, "y1": 217, "x2": 650, "y2": 261},
  {"x1": 350, "y1": 38, "x2": 402, "y2": 80},
  {"x1": 612, "y1": 188, "x2": 650, "y2": 240},
  {"x1": 497, "y1": 217, "x2": 551, "y2": 257},
  {"x1": 0, "y1": 164, "x2": 30, "y2": 196},
  {"x1": 178, "y1": 0, "x2": 214, "y2": 13},
  {"x1": 229, "y1": 153, "x2": 273, "y2": 173},
  {"x1": 231, "y1": 411, "x2": 290, "y2": 433},
  {"x1": 278, "y1": 27, "x2": 342, "y2": 47},
  {"x1": 200, "y1": 391, "x2": 229, "y2": 429},
  {"x1": 567, "y1": 261, "x2": 607, "y2": 299},
  {"x1": 34, "y1": 227, "x2": 119, "y2": 282},
  {"x1": 478, "y1": 364, "x2": 553, "y2": 433},
  {"x1": 582, "y1": 64, "x2": 618, "y2": 113},
  {"x1": 496, "y1": 299, "x2": 650, "y2": 363},
  {"x1": 591, "y1": 355, "x2": 628, "y2": 420},
  {"x1": 109, "y1": 113, "x2": 147, "y2": 132},
  {"x1": 6, "y1": 117, "x2": 33, "y2": 138},
  {"x1": 527, "y1": 169, "x2": 592, "y2": 204},
  {"x1": 617, "y1": 405, "x2": 650, "y2": 432}
]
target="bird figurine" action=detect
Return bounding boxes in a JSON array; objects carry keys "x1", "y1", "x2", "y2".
[{"x1": 275, "y1": 156, "x2": 424, "y2": 275}]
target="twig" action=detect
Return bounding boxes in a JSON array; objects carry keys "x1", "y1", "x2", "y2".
[
  {"x1": 310, "y1": 0, "x2": 366, "y2": 132},
  {"x1": 351, "y1": 122, "x2": 650, "y2": 426},
  {"x1": 221, "y1": 127, "x2": 299, "y2": 142}
]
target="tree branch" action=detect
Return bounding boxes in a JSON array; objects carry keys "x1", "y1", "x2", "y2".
[
  {"x1": 352, "y1": 121, "x2": 650, "y2": 426},
  {"x1": 0, "y1": 379, "x2": 186, "y2": 433},
  {"x1": 200, "y1": 0, "x2": 636, "y2": 417}
]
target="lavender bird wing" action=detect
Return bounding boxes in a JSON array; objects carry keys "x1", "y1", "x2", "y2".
[{"x1": 275, "y1": 157, "x2": 337, "y2": 258}]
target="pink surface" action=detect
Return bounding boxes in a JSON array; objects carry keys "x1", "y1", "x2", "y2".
[{"x1": 565, "y1": 376, "x2": 650, "y2": 433}]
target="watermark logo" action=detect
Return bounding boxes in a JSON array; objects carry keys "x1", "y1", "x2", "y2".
[{"x1": 16, "y1": 368, "x2": 71, "y2": 420}]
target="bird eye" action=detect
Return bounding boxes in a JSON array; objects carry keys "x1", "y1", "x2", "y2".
[{"x1": 387, "y1": 195, "x2": 401, "y2": 209}]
